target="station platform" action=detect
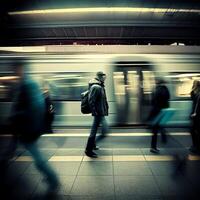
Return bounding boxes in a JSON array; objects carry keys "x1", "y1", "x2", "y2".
[{"x1": 0, "y1": 128, "x2": 199, "y2": 200}]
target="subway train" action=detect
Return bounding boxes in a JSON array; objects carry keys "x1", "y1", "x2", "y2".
[{"x1": 0, "y1": 45, "x2": 200, "y2": 128}]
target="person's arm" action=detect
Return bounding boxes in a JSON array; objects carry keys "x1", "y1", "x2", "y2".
[
  {"x1": 191, "y1": 94, "x2": 200, "y2": 118},
  {"x1": 166, "y1": 86, "x2": 170, "y2": 100},
  {"x1": 89, "y1": 85, "x2": 100, "y2": 115},
  {"x1": 151, "y1": 87, "x2": 158, "y2": 106}
]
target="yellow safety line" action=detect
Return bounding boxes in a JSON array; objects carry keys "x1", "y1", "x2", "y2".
[{"x1": 13, "y1": 155, "x2": 200, "y2": 162}]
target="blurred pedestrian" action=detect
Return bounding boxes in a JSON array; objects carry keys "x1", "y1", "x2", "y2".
[
  {"x1": 85, "y1": 71, "x2": 109, "y2": 158},
  {"x1": 43, "y1": 80, "x2": 55, "y2": 133},
  {"x1": 148, "y1": 78, "x2": 170, "y2": 153},
  {"x1": 9, "y1": 61, "x2": 59, "y2": 190},
  {"x1": 190, "y1": 80, "x2": 200, "y2": 153}
]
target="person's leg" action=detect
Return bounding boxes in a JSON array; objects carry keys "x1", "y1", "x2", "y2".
[
  {"x1": 159, "y1": 109, "x2": 174, "y2": 144},
  {"x1": 196, "y1": 125, "x2": 200, "y2": 152},
  {"x1": 85, "y1": 116, "x2": 101, "y2": 153},
  {"x1": 189, "y1": 119, "x2": 200, "y2": 153},
  {"x1": 160, "y1": 127, "x2": 167, "y2": 144},
  {"x1": 151, "y1": 109, "x2": 170, "y2": 153},
  {"x1": 95, "y1": 116, "x2": 108, "y2": 144},
  {"x1": 24, "y1": 141, "x2": 59, "y2": 188},
  {"x1": 101, "y1": 116, "x2": 109, "y2": 135},
  {"x1": 190, "y1": 125, "x2": 196, "y2": 148},
  {"x1": 151, "y1": 125, "x2": 159, "y2": 153}
]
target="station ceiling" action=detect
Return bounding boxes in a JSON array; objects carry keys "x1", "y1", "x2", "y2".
[{"x1": 0, "y1": 0, "x2": 200, "y2": 46}]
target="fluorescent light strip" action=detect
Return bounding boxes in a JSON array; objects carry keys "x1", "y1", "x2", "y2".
[
  {"x1": 0, "y1": 46, "x2": 46, "y2": 52},
  {"x1": 8, "y1": 7, "x2": 200, "y2": 15},
  {"x1": 41, "y1": 132, "x2": 190, "y2": 137},
  {"x1": 0, "y1": 132, "x2": 190, "y2": 137}
]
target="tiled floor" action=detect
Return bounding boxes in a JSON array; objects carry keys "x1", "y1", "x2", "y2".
[{"x1": 0, "y1": 129, "x2": 200, "y2": 200}]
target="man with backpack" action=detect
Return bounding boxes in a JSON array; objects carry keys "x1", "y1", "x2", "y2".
[{"x1": 84, "y1": 71, "x2": 109, "y2": 158}]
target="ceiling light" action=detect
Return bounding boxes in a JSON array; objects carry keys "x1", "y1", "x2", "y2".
[{"x1": 8, "y1": 7, "x2": 200, "y2": 15}]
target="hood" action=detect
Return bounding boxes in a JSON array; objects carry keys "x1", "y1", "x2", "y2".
[{"x1": 88, "y1": 78, "x2": 102, "y2": 88}]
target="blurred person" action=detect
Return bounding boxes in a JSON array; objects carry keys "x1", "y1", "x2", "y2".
[
  {"x1": 43, "y1": 80, "x2": 55, "y2": 133},
  {"x1": 7, "y1": 61, "x2": 59, "y2": 191},
  {"x1": 148, "y1": 78, "x2": 170, "y2": 153},
  {"x1": 85, "y1": 71, "x2": 109, "y2": 158},
  {"x1": 190, "y1": 80, "x2": 200, "y2": 153},
  {"x1": 0, "y1": 74, "x2": 19, "y2": 197}
]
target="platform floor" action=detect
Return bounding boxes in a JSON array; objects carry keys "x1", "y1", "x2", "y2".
[{"x1": 0, "y1": 128, "x2": 199, "y2": 200}]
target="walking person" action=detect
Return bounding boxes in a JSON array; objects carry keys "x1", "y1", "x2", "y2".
[
  {"x1": 43, "y1": 80, "x2": 55, "y2": 133},
  {"x1": 190, "y1": 80, "x2": 200, "y2": 153},
  {"x1": 9, "y1": 61, "x2": 59, "y2": 191},
  {"x1": 85, "y1": 71, "x2": 109, "y2": 158},
  {"x1": 148, "y1": 78, "x2": 170, "y2": 153}
]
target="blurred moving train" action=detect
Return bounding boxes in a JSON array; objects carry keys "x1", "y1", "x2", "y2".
[{"x1": 0, "y1": 45, "x2": 200, "y2": 128}]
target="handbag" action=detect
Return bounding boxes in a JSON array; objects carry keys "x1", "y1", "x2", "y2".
[{"x1": 151, "y1": 108, "x2": 175, "y2": 126}]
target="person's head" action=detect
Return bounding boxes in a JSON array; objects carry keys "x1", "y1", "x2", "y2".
[
  {"x1": 192, "y1": 80, "x2": 200, "y2": 94},
  {"x1": 156, "y1": 78, "x2": 166, "y2": 85},
  {"x1": 13, "y1": 60, "x2": 26, "y2": 78},
  {"x1": 192, "y1": 80, "x2": 199, "y2": 90},
  {"x1": 96, "y1": 71, "x2": 106, "y2": 82}
]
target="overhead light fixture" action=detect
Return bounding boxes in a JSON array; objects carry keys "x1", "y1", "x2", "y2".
[
  {"x1": 0, "y1": 46, "x2": 46, "y2": 52},
  {"x1": 8, "y1": 7, "x2": 200, "y2": 15},
  {"x1": 170, "y1": 42, "x2": 185, "y2": 46}
]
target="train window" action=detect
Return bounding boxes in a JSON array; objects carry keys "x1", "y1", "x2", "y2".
[
  {"x1": 31, "y1": 72, "x2": 95, "y2": 101},
  {"x1": 142, "y1": 71, "x2": 155, "y2": 94},
  {"x1": 113, "y1": 72, "x2": 125, "y2": 96},
  {"x1": 168, "y1": 73, "x2": 200, "y2": 98}
]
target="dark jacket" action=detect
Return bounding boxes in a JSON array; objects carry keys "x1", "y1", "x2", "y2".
[
  {"x1": 88, "y1": 78, "x2": 109, "y2": 116},
  {"x1": 191, "y1": 91, "x2": 200, "y2": 114},
  {"x1": 148, "y1": 84, "x2": 170, "y2": 120},
  {"x1": 10, "y1": 76, "x2": 45, "y2": 142},
  {"x1": 191, "y1": 91, "x2": 200, "y2": 120}
]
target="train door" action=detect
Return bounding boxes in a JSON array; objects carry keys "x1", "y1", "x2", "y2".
[{"x1": 113, "y1": 62, "x2": 155, "y2": 125}]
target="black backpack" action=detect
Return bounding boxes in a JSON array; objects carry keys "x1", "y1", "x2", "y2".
[{"x1": 81, "y1": 90, "x2": 91, "y2": 114}]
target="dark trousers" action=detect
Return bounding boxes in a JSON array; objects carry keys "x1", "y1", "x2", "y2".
[
  {"x1": 23, "y1": 141, "x2": 58, "y2": 184},
  {"x1": 190, "y1": 125, "x2": 197, "y2": 148},
  {"x1": 150, "y1": 109, "x2": 171, "y2": 149},
  {"x1": 151, "y1": 125, "x2": 167, "y2": 149},
  {"x1": 85, "y1": 116, "x2": 108, "y2": 152},
  {"x1": 191, "y1": 119, "x2": 200, "y2": 150}
]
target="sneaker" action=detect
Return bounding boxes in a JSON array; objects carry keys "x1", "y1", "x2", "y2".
[
  {"x1": 150, "y1": 148, "x2": 160, "y2": 154},
  {"x1": 85, "y1": 150, "x2": 98, "y2": 158},
  {"x1": 93, "y1": 146, "x2": 100, "y2": 150}
]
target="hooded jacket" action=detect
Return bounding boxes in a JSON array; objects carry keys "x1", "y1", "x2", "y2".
[
  {"x1": 148, "y1": 84, "x2": 170, "y2": 120},
  {"x1": 10, "y1": 76, "x2": 45, "y2": 142},
  {"x1": 191, "y1": 91, "x2": 200, "y2": 121},
  {"x1": 88, "y1": 78, "x2": 109, "y2": 116},
  {"x1": 152, "y1": 84, "x2": 170, "y2": 110}
]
